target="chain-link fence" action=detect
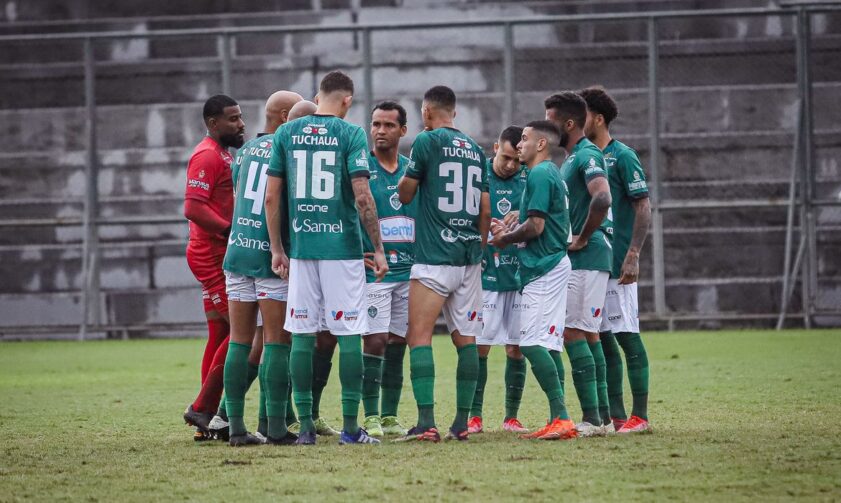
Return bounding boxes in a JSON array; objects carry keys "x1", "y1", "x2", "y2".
[{"x1": 0, "y1": 5, "x2": 838, "y2": 338}]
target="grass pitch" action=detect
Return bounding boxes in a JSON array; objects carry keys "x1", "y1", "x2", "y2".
[{"x1": 1, "y1": 329, "x2": 840, "y2": 502}]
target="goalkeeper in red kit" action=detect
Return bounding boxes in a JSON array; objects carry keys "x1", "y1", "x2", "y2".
[{"x1": 182, "y1": 95, "x2": 245, "y2": 440}]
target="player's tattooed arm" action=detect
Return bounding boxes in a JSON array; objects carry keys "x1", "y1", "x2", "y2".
[
  {"x1": 619, "y1": 196, "x2": 651, "y2": 285},
  {"x1": 352, "y1": 177, "x2": 389, "y2": 281},
  {"x1": 489, "y1": 214, "x2": 544, "y2": 249},
  {"x1": 569, "y1": 176, "x2": 611, "y2": 252},
  {"x1": 264, "y1": 176, "x2": 289, "y2": 279}
]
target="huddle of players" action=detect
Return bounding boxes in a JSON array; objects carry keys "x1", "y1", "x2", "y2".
[{"x1": 183, "y1": 69, "x2": 651, "y2": 446}]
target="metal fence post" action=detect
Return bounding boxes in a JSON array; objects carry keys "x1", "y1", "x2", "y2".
[
  {"x1": 79, "y1": 37, "x2": 100, "y2": 340},
  {"x1": 362, "y1": 27, "x2": 373, "y2": 145},
  {"x1": 647, "y1": 17, "x2": 667, "y2": 319},
  {"x1": 502, "y1": 23, "x2": 514, "y2": 128},
  {"x1": 219, "y1": 34, "x2": 232, "y2": 96},
  {"x1": 796, "y1": 7, "x2": 815, "y2": 328}
]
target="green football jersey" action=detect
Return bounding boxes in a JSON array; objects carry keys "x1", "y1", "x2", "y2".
[
  {"x1": 267, "y1": 114, "x2": 370, "y2": 260},
  {"x1": 223, "y1": 134, "x2": 289, "y2": 278},
  {"x1": 362, "y1": 152, "x2": 416, "y2": 283},
  {"x1": 604, "y1": 139, "x2": 649, "y2": 278},
  {"x1": 517, "y1": 160, "x2": 572, "y2": 287},
  {"x1": 482, "y1": 159, "x2": 527, "y2": 292},
  {"x1": 560, "y1": 137, "x2": 612, "y2": 272},
  {"x1": 405, "y1": 127, "x2": 488, "y2": 266}
]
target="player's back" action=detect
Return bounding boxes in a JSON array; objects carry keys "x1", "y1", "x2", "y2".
[
  {"x1": 406, "y1": 127, "x2": 487, "y2": 267},
  {"x1": 604, "y1": 139, "x2": 648, "y2": 277},
  {"x1": 223, "y1": 135, "x2": 281, "y2": 278},
  {"x1": 269, "y1": 114, "x2": 370, "y2": 261}
]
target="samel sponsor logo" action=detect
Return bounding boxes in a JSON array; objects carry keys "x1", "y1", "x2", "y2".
[
  {"x1": 333, "y1": 310, "x2": 360, "y2": 321},
  {"x1": 292, "y1": 218, "x2": 344, "y2": 234},
  {"x1": 467, "y1": 311, "x2": 478, "y2": 321},
  {"x1": 290, "y1": 308, "x2": 308, "y2": 319},
  {"x1": 591, "y1": 307, "x2": 602, "y2": 318}
]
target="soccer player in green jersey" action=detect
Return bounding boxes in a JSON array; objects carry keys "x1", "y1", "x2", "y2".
[
  {"x1": 468, "y1": 125, "x2": 530, "y2": 435},
  {"x1": 489, "y1": 121, "x2": 578, "y2": 441},
  {"x1": 357, "y1": 101, "x2": 415, "y2": 437},
  {"x1": 545, "y1": 92, "x2": 613, "y2": 437},
  {"x1": 219, "y1": 90, "x2": 304, "y2": 446},
  {"x1": 265, "y1": 70, "x2": 388, "y2": 446},
  {"x1": 581, "y1": 86, "x2": 652, "y2": 434},
  {"x1": 396, "y1": 86, "x2": 491, "y2": 442}
]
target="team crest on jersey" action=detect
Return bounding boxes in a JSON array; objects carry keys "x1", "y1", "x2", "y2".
[
  {"x1": 259, "y1": 141, "x2": 269, "y2": 148},
  {"x1": 389, "y1": 192, "x2": 402, "y2": 210},
  {"x1": 497, "y1": 197, "x2": 511, "y2": 215},
  {"x1": 452, "y1": 138, "x2": 472, "y2": 149},
  {"x1": 633, "y1": 171, "x2": 641, "y2": 181},
  {"x1": 198, "y1": 170, "x2": 205, "y2": 178},
  {"x1": 589, "y1": 158, "x2": 596, "y2": 167}
]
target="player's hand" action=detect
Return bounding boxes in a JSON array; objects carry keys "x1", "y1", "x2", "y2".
[
  {"x1": 271, "y1": 248, "x2": 290, "y2": 280},
  {"x1": 363, "y1": 252, "x2": 376, "y2": 271},
  {"x1": 568, "y1": 235, "x2": 587, "y2": 252},
  {"x1": 618, "y1": 250, "x2": 640, "y2": 285},
  {"x1": 488, "y1": 218, "x2": 508, "y2": 248},
  {"x1": 502, "y1": 211, "x2": 519, "y2": 230},
  {"x1": 372, "y1": 250, "x2": 389, "y2": 282}
]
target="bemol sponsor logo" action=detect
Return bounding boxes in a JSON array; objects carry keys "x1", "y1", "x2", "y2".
[{"x1": 380, "y1": 216, "x2": 415, "y2": 243}]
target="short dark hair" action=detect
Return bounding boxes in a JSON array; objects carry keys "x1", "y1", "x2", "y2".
[
  {"x1": 372, "y1": 100, "x2": 407, "y2": 127},
  {"x1": 423, "y1": 85, "x2": 456, "y2": 111},
  {"x1": 544, "y1": 91, "x2": 587, "y2": 128},
  {"x1": 498, "y1": 125, "x2": 524, "y2": 149},
  {"x1": 203, "y1": 94, "x2": 238, "y2": 121},
  {"x1": 579, "y1": 86, "x2": 619, "y2": 126},
  {"x1": 320, "y1": 70, "x2": 354, "y2": 95},
  {"x1": 525, "y1": 120, "x2": 561, "y2": 145}
]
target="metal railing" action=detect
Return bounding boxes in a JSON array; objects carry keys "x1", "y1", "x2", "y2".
[{"x1": 0, "y1": 4, "x2": 839, "y2": 338}]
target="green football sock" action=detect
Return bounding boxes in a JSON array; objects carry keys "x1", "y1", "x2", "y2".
[
  {"x1": 601, "y1": 331, "x2": 627, "y2": 421},
  {"x1": 311, "y1": 348, "x2": 333, "y2": 420},
  {"x1": 257, "y1": 363, "x2": 267, "y2": 436},
  {"x1": 217, "y1": 394, "x2": 227, "y2": 421},
  {"x1": 566, "y1": 339, "x2": 601, "y2": 425},
  {"x1": 504, "y1": 356, "x2": 526, "y2": 420},
  {"x1": 410, "y1": 345, "x2": 436, "y2": 430},
  {"x1": 590, "y1": 339, "x2": 610, "y2": 425},
  {"x1": 222, "y1": 341, "x2": 251, "y2": 436},
  {"x1": 337, "y1": 336, "x2": 363, "y2": 435},
  {"x1": 264, "y1": 342, "x2": 291, "y2": 439},
  {"x1": 521, "y1": 345, "x2": 568, "y2": 421},
  {"x1": 285, "y1": 383, "x2": 297, "y2": 426},
  {"x1": 549, "y1": 349, "x2": 565, "y2": 394},
  {"x1": 362, "y1": 353, "x2": 384, "y2": 418},
  {"x1": 381, "y1": 343, "x2": 406, "y2": 417},
  {"x1": 470, "y1": 356, "x2": 488, "y2": 418},
  {"x1": 453, "y1": 344, "x2": 479, "y2": 432},
  {"x1": 290, "y1": 334, "x2": 316, "y2": 434},
  {"x1": 617, "y1": 332, "x2": 649, "y2": 420}
]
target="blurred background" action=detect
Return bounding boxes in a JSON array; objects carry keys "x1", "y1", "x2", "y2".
[{"x1": 0, "y1": 0, "x2": 838, "y2": 339}]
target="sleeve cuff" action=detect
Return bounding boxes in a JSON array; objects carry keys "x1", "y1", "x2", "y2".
[
  {"x1": 527, "y1": 209, "x2": 549, "y2": 219},
  {"x1": 350, "y1": 170, "x2": 371, "y2": 179},
  {"x1": 404, "y1": 171, "x2": 422, "y2": 180}
]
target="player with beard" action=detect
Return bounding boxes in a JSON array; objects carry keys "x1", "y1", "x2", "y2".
[
  {"x1": 580, "y1": 86, "x2": 652, "y2": 434},
  {"x1": 489, "y1": 121, "x2": 577, "y2": 441},
  {"x1": 468, "y1": 125, "x2": 530, "y2": 435},
  {"x1": 545, "y1": 92, "x2": 613, "y2": 438},
  {"x1": 182, "y1": 95, "x2": 245, "y2": 438}
]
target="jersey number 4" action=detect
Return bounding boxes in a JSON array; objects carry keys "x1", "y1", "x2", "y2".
[
  {"x1": 243, "y1": 161, "x2": 269, "y2": 216},
  {"x1": 438, "y1": 162, "x2": 481, "y2": 215},
  {"x1": 293, "y1": 150, "x2": 336, "y2": 200}
]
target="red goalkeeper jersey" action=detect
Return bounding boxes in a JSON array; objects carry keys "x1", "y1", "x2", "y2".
[{"x1": 184, "y1": 136, "x2": 234, "y2": 243}]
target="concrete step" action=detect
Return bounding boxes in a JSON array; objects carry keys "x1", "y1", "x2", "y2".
[{"x1": 2, "y1": 33, "x2": 839, "y2": 108}]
